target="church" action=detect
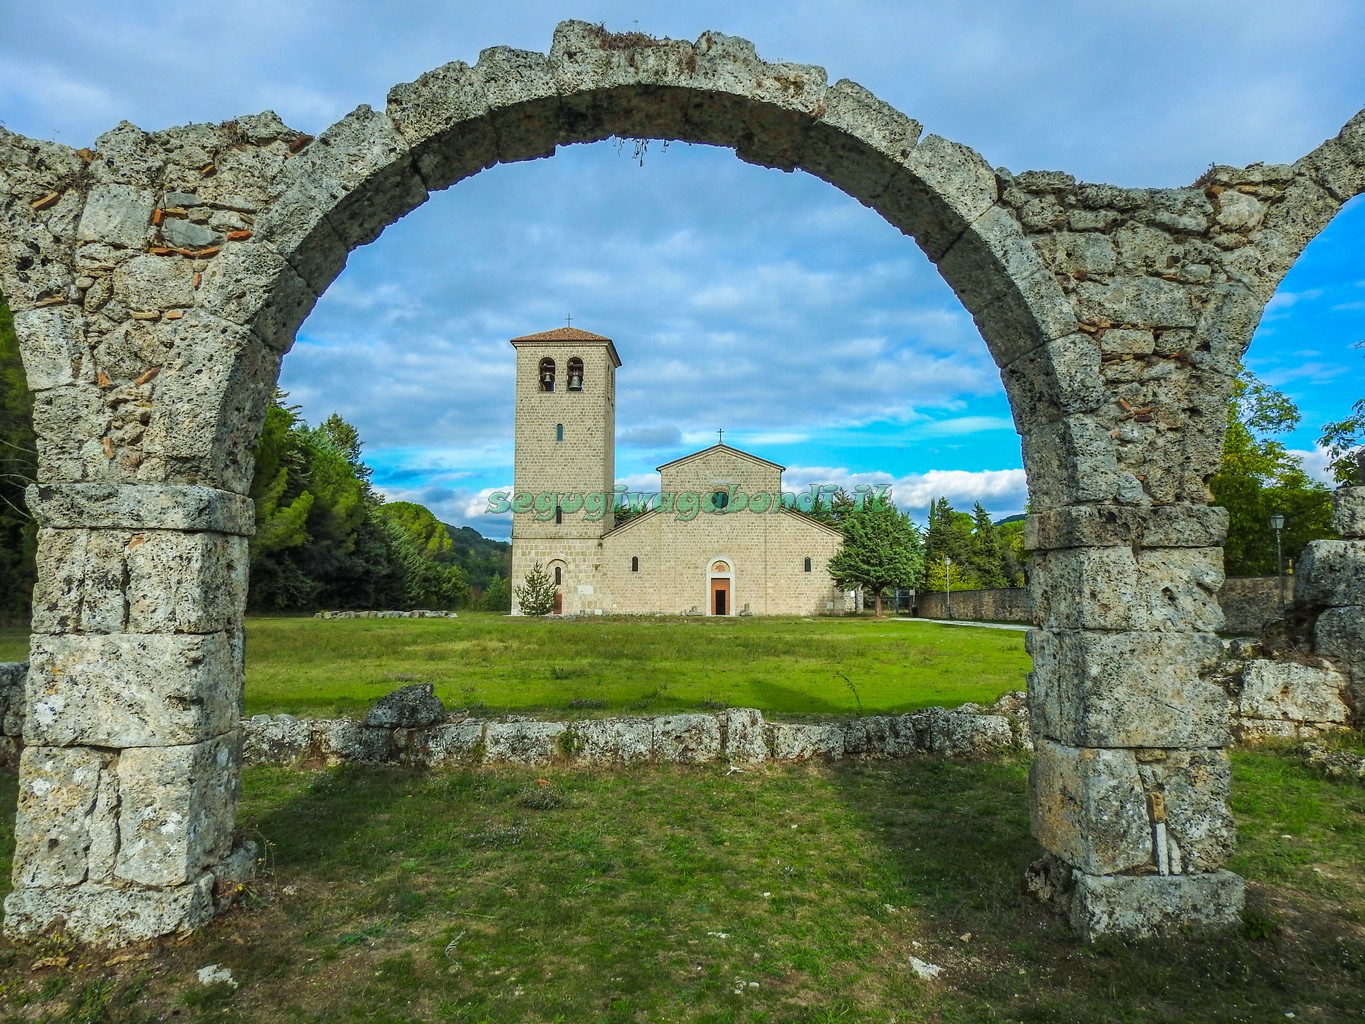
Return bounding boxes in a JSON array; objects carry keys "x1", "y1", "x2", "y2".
[{"x1": 506, "y1": 326, "x2": 856, "y2": 616}]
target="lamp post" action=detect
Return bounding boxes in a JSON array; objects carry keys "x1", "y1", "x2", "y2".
[
  {"x1": 1270, "y1": 513, "x2": 1286, "y2": 611},
  {"x1": 945, "y1": 556, "x2": 952, "y2": 619}
]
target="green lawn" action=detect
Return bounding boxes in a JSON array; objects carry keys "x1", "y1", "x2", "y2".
[
  {"x1": 1, "y1": 747, "x2": 1362, "y2": 1022},
  {"x1": 237, "y1": 613, "x2": 1030, "y2": 719}
]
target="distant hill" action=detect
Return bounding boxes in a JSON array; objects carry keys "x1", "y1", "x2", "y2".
[
  {"x1": 443, "y1": 523, "x2": 511, "y2": 590},
  {"x1": 995, "y1": 513, "x2": 1027, "y2": 526}
]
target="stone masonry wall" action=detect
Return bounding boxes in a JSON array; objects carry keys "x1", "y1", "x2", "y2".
[{"x1": 2, "y1": 18, "x2": 1362, "y2": 943}]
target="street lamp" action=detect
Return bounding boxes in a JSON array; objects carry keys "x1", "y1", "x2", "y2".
[
  {"x1": 945, "y1": 556, "x2": 952, "y2": 619},
  {"x1": 1269, "y1": 512, "x2": 1286, "y2": 611}
]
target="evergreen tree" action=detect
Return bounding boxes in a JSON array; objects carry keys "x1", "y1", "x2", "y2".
[
  {"x1": 922, "y1": 497, "x2": 977, "y2": 591},
  {"x1": 1319, "y1": 341, "x2": 1365, "y2": 485},
  {"x1": 0, "y1": 296, "x2": 36, "y2": 623},
  {"x1": 482, "y1": 573, "x2": 511, "y2": 612},
  {"x1": 515, "y1": 562, "x2": 558, "y2": 616},
  {"x1": 828, "y1": 497, "x2": 924, "y2": 617},
  {"x1": 968, "y1": 502, "x2": 1009, "y2": 589}
]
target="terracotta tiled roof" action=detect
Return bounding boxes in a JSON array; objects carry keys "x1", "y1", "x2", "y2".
[{"x1": 510, "y1": 327, "x2": 612, "y2": 342}]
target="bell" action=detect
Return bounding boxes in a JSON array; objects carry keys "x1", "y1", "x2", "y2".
[
  {"x1": 540, "y1": 372, "x2": 554, "y2": 389},
  {"x1": 569, "y1": 372, "x2": 583, "y2": 390}
]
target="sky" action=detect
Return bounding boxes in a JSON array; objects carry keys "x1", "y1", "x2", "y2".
[{"x1": 2, "y1": 1, "x2": 1362, "y2": 540}]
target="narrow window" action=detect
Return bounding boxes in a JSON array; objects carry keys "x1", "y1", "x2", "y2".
[
  {"x1": 631, "y1": 556, "x2": 639, "y2": 572},
  {"x1": 555, "y1": 505, "x2": 563, "y2": 525},
  {"x1": 567, "y1": 356, "x2": 584, "y2": 391},
  {"x1": 539, "y1": 357, "x2": 556, "y2": 392},
  {"x1": 554, "y1": 565, "x2": 562, "y2": 585},
  {"x1": 804, "y1": 557, "x2": 812, "y2": 573},
  {"x1": 555, "y1": 423, "x2": 564, "y2": 442}
]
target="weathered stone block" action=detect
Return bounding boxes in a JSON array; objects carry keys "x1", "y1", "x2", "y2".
[
  {"x1": 111, "y1": 253, "x2": 198, "y2": 312},
  {"x1": 877, "y1": 134, "x2": 998, "y2": 262},
  {"x1": 1031, "y1": 740, "x2": 1233, "y2": 877},
  {"x1": 1332, "y1": 487, "x2": 1365, "y2": 539},
  {"x1": 1068, "y1": 870, "x2": 1244, "y2": 942},
  {"x1": 1027, "y1": 629, "x2": 1229, "y2": 747},
  {"x1": 77, "y1": 182, "x2": 156, "y2": 248},
  {"x1": 127, "y1": 531, "x2": 248, "y2": 633},
  {"x1": 27, "y1": 483, "x2": 256, "y2": 534},
  {"x1": 1029, "y1": 545, "x2": 1224, "y2": 632},
  {"x1": 999, "y1": 331, "x2": 1107, "y2": 427},
  {"x1": 1295, "y1": 540, "x2": 1365, "y2": 607},
  {"x1": 196, "y1": 241, "x2": 317, "y2": 353},
  {"x1": 484, "y1": 720, "x2": 566, "y2": 764},
  {"x1": 721, "y1": 707, "x2": 768, "y2": 765},
  {"x1": 242, "y1": 714, "x2": 315, "y2": 764},
  {"x1": 1026, "y1": 503, "x2": 1229, "y2": 554},
  {"x1": 1020, "y1": 416, "x2": 1133, "y2": 507},
  {"x1": 473, "y1": 45, "x2": 562, "y2": 164},
  {"x1": 1315, "y1": 605, "x2": 1365, "y2": 703},
  {"x1": 386, "y1": 59, "x2": 498, "y2": 189},
  {"x1": 935, "y1": 710, "x2": 1015, "y2": 755},
  {"x1": 654, "y1": 713, "x2": 721, "y2": 763},
  {"x1": 13, "y1": 304, "x2": 91, "y2": 391},
  {"x1": 1030, "y1": 739, "x2": 1150, "y2": 876},
  {"x1": 768, "y1": 721, "x2": 844, "y2": 761},
  {"x1": 1238, "y1": 659, "x2": 1352, "y2": 726},
  {"x1": 11, "y1": 745, "x2": 119, "y2": 887},
  {"x1": 30, "y1": 528, "x2": 129, "y2": 633},
  {"x1": 3, "y1": 873, "x2": 216, "y2": 945},
  {"x1": 1075, "y1": 275, "x2": 1197, "y2": 329},
  {"x1": 566, "y1": 718, "x2": 651, "y2": 765},
  {"x1": 418, "y1": 722, "x2": 486, "y2": 766},
  {"x1": 26, "y1": 631, "x2": 242, "y2": 747},
  {"x1": 115, "y1": 732, "x2": 241, "y2": 887},
  {"x1": 842, "y1": 715, "x2": 918, "y2": 757},
  {"x1": 801, "y1": 77, "x2": 921, "y2": 208},
  {"x1": 1134, "y1": 749, "x2": 1235, "y2": 873}
]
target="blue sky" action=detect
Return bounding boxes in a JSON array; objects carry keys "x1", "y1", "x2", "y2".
[{"x1": 2, "y1": 2, "x2": 1362, "y2": 540}]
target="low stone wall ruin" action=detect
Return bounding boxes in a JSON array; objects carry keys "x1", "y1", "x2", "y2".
[
  {"x1": 313, "y1": 609, "x2": 457, "y2": 619},
  {"x1": 916, "y1": 587, "x2": 1030, "y2": 623}
]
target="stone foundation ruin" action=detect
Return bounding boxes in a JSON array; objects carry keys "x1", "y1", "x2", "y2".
[{"x1": 1, "y1": 20, "x2": 1363, "y2": 944}]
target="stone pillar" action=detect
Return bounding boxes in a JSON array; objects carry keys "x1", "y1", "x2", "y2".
[
  {"x1": 1302, "y1": 487, "x2": 1365, "y2": 715},
  {"x1": 1024, "y1": 503, "x2": 1245, "y2": 940},
  {"x1": 3, "y1": 484, "x2": 257, "y2": 944}
]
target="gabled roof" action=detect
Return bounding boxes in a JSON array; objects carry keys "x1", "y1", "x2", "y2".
[
  {"x1": 656, "y1": 443, "x2": 785, "y2": 474},
  {"x1": 509, "y1": 326, "x2": 622, "y2": 367}
]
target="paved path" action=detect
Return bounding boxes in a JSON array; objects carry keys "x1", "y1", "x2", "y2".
[{"x1": 890, "y1": 617, "x2": 1030, "y2": 631}]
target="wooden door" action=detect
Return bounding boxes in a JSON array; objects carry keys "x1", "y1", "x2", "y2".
[{"x1": 711, "y1": 578, "x2": 729, "y2": 616}]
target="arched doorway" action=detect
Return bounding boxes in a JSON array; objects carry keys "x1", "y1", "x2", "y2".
[{"x1": 707, "y1": 558, "x2": 734, "y2": 616}]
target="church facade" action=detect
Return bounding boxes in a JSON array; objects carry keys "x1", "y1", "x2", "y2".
[{"x1": 506, "y1": 327, "x2": 854, "y2": 616}]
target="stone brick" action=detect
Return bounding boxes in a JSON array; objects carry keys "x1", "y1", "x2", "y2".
[
  {"x1": 567, "y1": 718, "x2": 653, "y2": 765},
  {"x1": 1029, "y1": 546, "x2": 1224, "y2": 632},
  {"x1": 1068, "y1": 870, "x2": 1244, "y2": 942},
  {"x1": 1031, "y1": 740, "x2": 1233, "y2": 877},
  {"x1": 1025, "y1": 504, "x2": 1228, "y2": 552},
  {"x1": 484, "y1": 720, "x2": 566, "y2": 764},
  {"x1": 27, "y1": 483, "x2": 256, "y2": 534},
  {"x1": 243, "y1": 714, "x2": 315, "y2": 764},
  {"x1": 653, "y1": 713, "x2": 722, "y2": 763},
  {"x1": 3, "y1": 874, "x2": 216, "y2": 945},
  {"x1": 77, "y1": 183, "x2": 156, "y2": 248},
  {"x1": 768, "y1": 721, "x2": 844, "y2": 761},
  {"x1": 1332, "y1": 487, "x2": 1365, "y2": 539},
  {"x1": 13, "y1": 304, "x2": 92, "y2": 391},
  {"x1": 1029, "y1": 739, "x2": 1151, "y2": 875},
  {"x1": 1027, "y1": 629, "x2": 1228, "y2": 747},
  {"x1": 801, "y1": 77, "x2": 921, "y2": 208},
  {"x1": 195, "y1": 241, "x2": 317, "y2": 353},
  {"x1": 842, "y1": 715, "x2": 919, "y2": 757},
  {"x1": 386, "y1": 59, "x2": 498, "y2": 189},
  {"x1": 111, "y1": 253, "x2": 199, "y2": 311},
  {"x1": 1314, "y1": 606, "x2": 1365, "y2": 704},
  {"x1": 26, "y1": 631, "x2": 242, "y2": 747},
  {"x1": 721, "y1": 707, "x2": 768, "y2": 765},
  {"x1": 115, "y1": 732, "x2": 240, "y2": 887},
  {"x1": 417, "y1": 722, "x2": 486, "y2": 767},
  {"x1": 1239, "y1": 659, "x2": 1352, "y2": 726},
  {"x1": 1295, "y1": 540, "x2": 1365, "y2": 607},
  {"x1": 935, "y1": 711, "x2": 1015, "y2": 755},
  {"x1": 126, "y1": 531, "x2": 249, "y2": 633},
  {"x1": 11, "y1": 745, "x2": 119, "y2": 887}
]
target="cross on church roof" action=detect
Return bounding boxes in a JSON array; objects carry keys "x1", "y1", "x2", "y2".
[
  {"x1": 565, "y1": 313, "x2": 574, "y2": 327},
  {"x1": 717, "y1": 428, "x2": 725, "y2": 445}
]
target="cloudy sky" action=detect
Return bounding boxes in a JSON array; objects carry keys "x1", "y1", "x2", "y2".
[{"x1": 3, "y1": 2, "x2": 1362, "y2": 539}]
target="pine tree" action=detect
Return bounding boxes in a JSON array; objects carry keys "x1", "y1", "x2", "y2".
[
  {"x1": 828, "y1": 498, "x2": 923, "y2": 617},
  {"x1": 515, "y1": 562, "x2": 558, "y2": 616}
]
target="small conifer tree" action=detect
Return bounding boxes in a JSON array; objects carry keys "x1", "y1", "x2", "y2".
[{"x1": 515, "y1": 561, "x2": 558, "y2": 616}]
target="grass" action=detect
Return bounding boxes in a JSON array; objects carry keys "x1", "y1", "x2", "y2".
[
  {"x1": 0, "y1": 747, "x2": 1362, "y2": 1022},
  {"x1": 233, "y1": 613, "x2": 1030, "y2": 719},
  {"x1": 1, "y1": 614, "x2": 1031, "y2": 721}
]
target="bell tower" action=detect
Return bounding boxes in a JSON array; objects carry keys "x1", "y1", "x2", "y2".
[{"x1": 509, "y1": 327, "x2": 621, "y2": 611}]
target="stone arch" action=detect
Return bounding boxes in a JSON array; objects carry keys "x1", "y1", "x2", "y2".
[{"x1": 2, "y1": 19, "x2": 1364, "y2": 945}]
